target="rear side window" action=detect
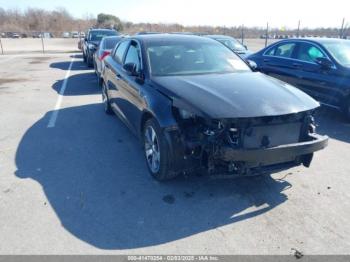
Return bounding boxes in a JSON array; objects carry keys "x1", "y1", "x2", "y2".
[
  {"x1": 114, "y1": 41, "x2": 129, "y2": 64},
  {"x1": 124, "y1": 41, "x2": 141, "y2": 72},
  {"x1": 296, "y1": 42, "x2": 325, "y2": 63},
  {"x1": 265, "y1": 42, "x2": 296, "y2": 58},
  {"x1": 275, "y1": 43, "x2": 296, "y2": 58}
]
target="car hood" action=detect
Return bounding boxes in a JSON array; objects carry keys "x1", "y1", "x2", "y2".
[{"x1": 152, "y1": 72, "x2": 319, "y2": 119}]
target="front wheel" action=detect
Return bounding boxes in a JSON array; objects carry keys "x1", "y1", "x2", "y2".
[
  {"x1": 143, "y1": 118, "x2": 178, "y2": 181},
  {"x1": 87, "y1": 56, "x2": 93, "y2": 67},
  {"x1": 83, "y1": 52, "x2": 87, "y2": 63}
]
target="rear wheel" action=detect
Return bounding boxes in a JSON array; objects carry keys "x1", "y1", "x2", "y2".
[
  {"x1": 87, "y1": 56, "x2": 93, "y2": 67},
  {"x1": 102, "y1": 83, "x2": 113, "y2": 115},
  {"x1": 83, "y1": 52, "x2": 87, "y2": 63},
  {"x1": 143, "y1": 118, "x2": 178, "y2": 181}
]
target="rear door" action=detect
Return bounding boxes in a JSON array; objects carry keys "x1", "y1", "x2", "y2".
[
  {"x1": 260, "y1": 41, "x2": 299, "y2": 85},
  {"x1": 104, "y1": 40, "x2": 130, "y2": 118}
]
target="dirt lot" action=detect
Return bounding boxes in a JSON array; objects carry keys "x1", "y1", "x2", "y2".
[
  {"x1": 0, "y1": 53, "x2": 350, "y2": 255},
  {"x1": 0, "y1": 38, "x2": 276, "y2": 54}
]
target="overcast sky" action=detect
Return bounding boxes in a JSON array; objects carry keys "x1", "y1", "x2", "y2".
[{"x1": 1, "y1": 0, "x2": 349, "y2": 29}]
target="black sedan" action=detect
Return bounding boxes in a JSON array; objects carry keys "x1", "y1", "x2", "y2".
[
  {"x1": 101, "y1": 34, "x2": 328, "y2": 181},
  {"x1": 82, "y1": 29, "x2": 119, "y2": 67},
  {"x1": 247, "y1": 38, "x2": 350, "y2": 120}
]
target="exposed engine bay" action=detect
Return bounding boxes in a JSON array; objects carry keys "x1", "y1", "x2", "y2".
[{"x1": 168, "y1": 110, "x2": 328, "y2": 177}]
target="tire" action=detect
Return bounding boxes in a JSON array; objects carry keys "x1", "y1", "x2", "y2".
[
  {"x1": 83, "y1": 52, "x2": 87, "y2": 63},
  {"x1": 143, "y1": 118, "x2": 178, "y2": 181},
  {"x1": 102, "y1": 83, "x2": 113, "y2": 115},
  {"x1": 87, "y1": 56, "x2": 93, "y2": 68}
]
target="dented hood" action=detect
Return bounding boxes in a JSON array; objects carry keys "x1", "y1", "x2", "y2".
[{"x1": 152, "y1": 72, "x2": 319, "y2": 118}]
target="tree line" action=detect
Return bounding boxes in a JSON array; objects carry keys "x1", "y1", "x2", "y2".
[{"x1": 0, "y1": 7, "x2": 346, "y2": 38}]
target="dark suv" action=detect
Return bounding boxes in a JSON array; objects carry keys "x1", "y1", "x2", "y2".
[{"x1": 82, "y1": 29, "x2": 118, "y2": 67}]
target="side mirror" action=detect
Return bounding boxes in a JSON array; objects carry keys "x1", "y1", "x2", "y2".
[
  {"x1": 316, "y1": 57, "x2": 333, "y2": 69},
  {"x1": 123, "y1": 62, "x2": 138, "y2": 76},
  {"x1": 247, "y1": 60, "x2": 258, "y2": 71}
]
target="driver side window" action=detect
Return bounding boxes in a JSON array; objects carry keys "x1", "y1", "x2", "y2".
[
  {"x1": 124, "y1": 41, "x2": 141, "y2": 72},
  {"x1": 114, "y1": 40, "x2": 129, "y2": 64},
  {"x1": 296, "y1": 43, "x2": 326, "y2": 63}
]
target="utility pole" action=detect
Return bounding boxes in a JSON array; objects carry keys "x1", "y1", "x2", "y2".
[
  {"x1": 265, "y1": 22, "x2": 269, "y2": 47},
  {"x1": 340, "y1": 18, "x2": 345, "y2": 38},
  {"x1": 297, "y1": 20, "x2": 300, "y2": 38},
  {"x1": 0, "y1": 37, "x2": 3, "y2": 55},
  {"x1": 41, "y1": 31, "x2": 45, "y2": 54},
  {"x1": 241, "y1": 24, "x2": 244, "y2": 45}
]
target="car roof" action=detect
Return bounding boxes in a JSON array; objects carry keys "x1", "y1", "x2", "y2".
[{"x1": 130, "y1": 33, "x2": 217, "y2": 44}]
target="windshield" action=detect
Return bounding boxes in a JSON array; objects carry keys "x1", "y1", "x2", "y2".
[
  {"x1": 323, "y1": 41, "x2": 350, "y2": 67},
  {"x1": 147, "y1": 42, "x2": 250, "y2": 76},
  {"x1": 89, "y1": 31, "x2": 117, "y2": 42},
  {"x1": 216, "y1": 38, "x2": 246, "y2": 52}
]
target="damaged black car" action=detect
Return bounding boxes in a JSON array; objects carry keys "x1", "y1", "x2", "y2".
[{"x1": 101, "y1": 34, "x2": 328, "y2": 181}]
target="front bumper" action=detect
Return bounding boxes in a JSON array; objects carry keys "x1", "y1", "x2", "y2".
[{"x1": 219, "y1": 133, "x2": 328, "y2": 165}]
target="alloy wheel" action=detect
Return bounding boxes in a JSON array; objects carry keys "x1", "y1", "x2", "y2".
[{"x1": 144, "y1": 126, "x2": 160, "y2": 173}]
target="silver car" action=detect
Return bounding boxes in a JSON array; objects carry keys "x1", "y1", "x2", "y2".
[{"x1": 93, "y1": 36, "x2": 123, "y2": 86}]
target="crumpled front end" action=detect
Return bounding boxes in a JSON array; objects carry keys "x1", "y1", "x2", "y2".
[{"x1": 165, "y1": 110, "x2": 328, "y2": 177}]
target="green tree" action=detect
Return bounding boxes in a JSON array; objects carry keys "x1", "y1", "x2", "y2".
[{"x1": 96, "y1": 13, "x2": 123, "y2": 31}]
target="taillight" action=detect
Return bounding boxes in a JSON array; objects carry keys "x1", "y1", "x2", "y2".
[{"x1": 99, "y1": 51, "x2": 110, "y2": 61}]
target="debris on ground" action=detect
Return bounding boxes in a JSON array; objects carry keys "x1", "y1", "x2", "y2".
[{"x1": 291, "y1": 248, "x2": 304, "y2": 259}]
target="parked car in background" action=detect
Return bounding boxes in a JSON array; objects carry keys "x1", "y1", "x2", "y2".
[
  {"x1": 247, "y1": 38, "x2": 350, "y2": 120},
  {"x1": 101, "y1": 34, "x2": 328, "y2": 181},
  {"x1": 93, "y1": 35, "x2": 123, "y2": 86},
  {"x1": 71, "y1": 31, "x2": 79, "y2": 38},
  {"x1": 40, "y1": 32, "x2": 53, "y2": 38},
  {"x1": 5, "y1": 32, "x2": 20, "y2": 38},
  {"x1": 204, "y1": 35, "x2": 252, "y2": 58},
  {"x1": 62, "y1": 32, "x2": 70, "y2": 38},
  {"x1": 82, "y1": 29, "x2": 119, "y2": 67}
]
